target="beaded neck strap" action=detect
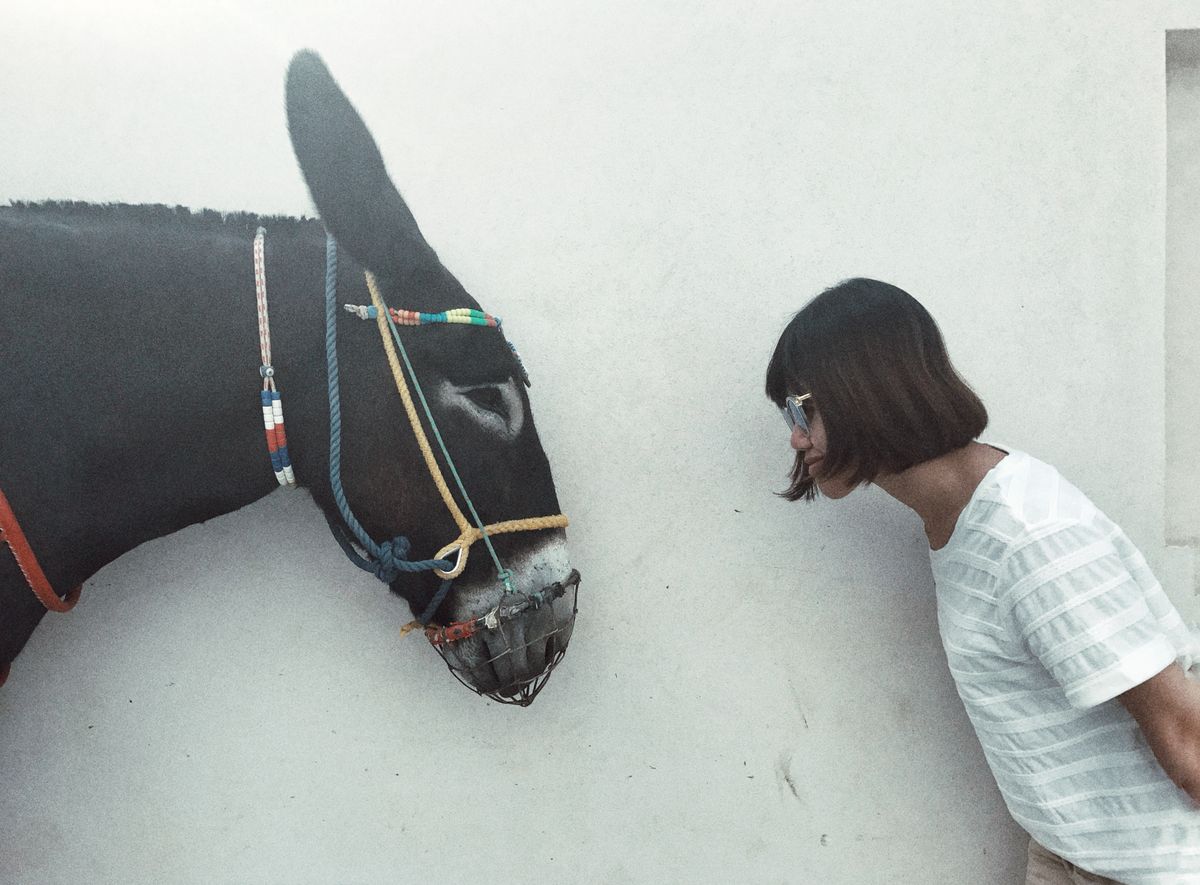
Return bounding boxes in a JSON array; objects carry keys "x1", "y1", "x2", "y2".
[{"x1": 252, "y1": 227, "x2": 296, "y2": 487}]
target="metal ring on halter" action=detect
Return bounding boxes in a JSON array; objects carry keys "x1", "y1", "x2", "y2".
[{"x1": 434, "y1": 540, "x2": 468, "y2": 579}]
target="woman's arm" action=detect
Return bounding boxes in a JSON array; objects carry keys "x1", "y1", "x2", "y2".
[{"x1": 1119, "y1": 662, "x2": 1200, "y2": 805}]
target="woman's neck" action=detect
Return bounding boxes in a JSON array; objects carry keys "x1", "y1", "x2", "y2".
[{"x1": 874, "y1": 442, "x2": 1007, "y2": 550}]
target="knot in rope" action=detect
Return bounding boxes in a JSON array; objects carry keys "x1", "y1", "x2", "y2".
[
  {"x1": 372, "y1": 535, "x2": 412, "y2": 581},
  {"x1": 371, "y1": 536, "x2": 453, "y2": 583}
]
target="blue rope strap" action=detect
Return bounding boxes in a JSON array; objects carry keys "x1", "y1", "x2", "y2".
[
  {"x1": 324, "y1": 232, "x2": 452, "y2": 584},
  {"x1": 419, "y1": 577, "x2": 456, "y2": 625}
]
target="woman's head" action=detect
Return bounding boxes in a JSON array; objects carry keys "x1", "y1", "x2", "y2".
[{"x1": 765, "y1": 278, "x2": 987, "y2": 501}]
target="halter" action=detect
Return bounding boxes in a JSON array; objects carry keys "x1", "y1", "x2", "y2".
[
  {"x1": 355, "y1": 267, "x2": 569, "y2": 581},
  {"x1": 264, "y1": 229, "x2": 570, "y2": 645}
]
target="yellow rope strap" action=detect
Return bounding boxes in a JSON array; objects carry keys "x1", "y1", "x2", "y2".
[{"x1": 364, "y1": 271, "x2": 568, "y2": 581}]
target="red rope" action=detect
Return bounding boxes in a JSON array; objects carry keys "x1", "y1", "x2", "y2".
[
  {"x1": 425, "y1": 619, "x2": 482, "y2": 646},
  {"x1": 0, "y1": 487, "x2": 80, "y2": 614}
]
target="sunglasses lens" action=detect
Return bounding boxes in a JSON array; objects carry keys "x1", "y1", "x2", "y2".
[{"x1": 785, "y1": 399, "x2": 808, "y2": 434}]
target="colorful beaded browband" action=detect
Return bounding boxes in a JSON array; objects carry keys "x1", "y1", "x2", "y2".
[{"x1": 343, "y1": 304, "x2": 499, "y2": 327}]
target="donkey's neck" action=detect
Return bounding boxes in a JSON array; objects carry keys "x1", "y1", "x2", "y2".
[{"x1": 0, "y1": 207, "x2": 339, "y2": 664}]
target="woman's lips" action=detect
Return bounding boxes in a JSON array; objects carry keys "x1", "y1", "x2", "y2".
[{"x1": 805, "y1": 457, "x2": 823, "y2": 474}]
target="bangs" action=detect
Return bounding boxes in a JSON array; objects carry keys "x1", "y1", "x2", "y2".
[
  {"x1": 764, "y1": 315, "x2": 815, "y2": 407},
  {"x1": 766, "y1": 310, "x2": 824, "y2": 502}
]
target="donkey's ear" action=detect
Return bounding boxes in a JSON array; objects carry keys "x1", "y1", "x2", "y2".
[{"x1": 285, "y1": 50, "x2": 437, "y2": 275}]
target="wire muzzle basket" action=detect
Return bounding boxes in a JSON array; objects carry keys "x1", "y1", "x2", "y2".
[{"x1": 425, "y1": 569, "x2": 581, "y2": 706}]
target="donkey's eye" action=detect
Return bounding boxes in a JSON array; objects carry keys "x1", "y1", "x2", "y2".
[
  {"x1": 464, "y1": 386, "x2": 506, "y2": 417},
  {"x1": 438, "y1": 378, "x2": 526, "y2": 443}
]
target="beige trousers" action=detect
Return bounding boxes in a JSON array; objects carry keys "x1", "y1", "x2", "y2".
[{"x1": 1025, "y1": 839, "x2": 1122, "y2": 884}]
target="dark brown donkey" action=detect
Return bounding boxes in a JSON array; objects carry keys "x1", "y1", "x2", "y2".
[{"x1": 0, "y1": 50, "x2": 579, "y2": 705}]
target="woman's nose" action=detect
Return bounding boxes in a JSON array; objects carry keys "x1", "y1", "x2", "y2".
[{"x1": 791, "y1": 425, "x2": 811, "y2": 452}]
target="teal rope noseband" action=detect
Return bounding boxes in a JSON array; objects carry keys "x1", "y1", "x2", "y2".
[{"x1": 375, "y1": 286, "x2": 516, "y2": 595}]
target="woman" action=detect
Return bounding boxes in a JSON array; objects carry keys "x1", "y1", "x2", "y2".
[{"x1": 765, "y1": 278, "x2": 1200, "y2": 884}]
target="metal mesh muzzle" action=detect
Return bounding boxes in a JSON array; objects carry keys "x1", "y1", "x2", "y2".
[{"x1": 425, "y1": 569, "x2": 580, "y2": 706}]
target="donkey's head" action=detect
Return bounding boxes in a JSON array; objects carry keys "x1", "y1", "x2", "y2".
[{"x1": 285, "y1": 50, "x2": 577, "y2": 704}]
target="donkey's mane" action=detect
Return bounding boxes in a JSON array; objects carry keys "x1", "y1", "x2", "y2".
[{"x1": 4, "y1": 200, "x2": 319, "y2": 233}]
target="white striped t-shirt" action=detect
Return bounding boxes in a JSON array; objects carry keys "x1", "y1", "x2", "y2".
[{"x1": 929, "y1": 448, "x2": 1200, "y2": 884}]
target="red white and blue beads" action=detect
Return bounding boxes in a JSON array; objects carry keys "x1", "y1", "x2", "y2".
[
  {"x1": 259, "y1": 384, "x2": 294, "y2": 486},
  {"x1": 254, "y1": 227, "x2": 296, "y2": 487}
]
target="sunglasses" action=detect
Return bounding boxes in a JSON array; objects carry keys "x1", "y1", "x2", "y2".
[{"x1": 782, "y1": 393, "x2": 813, "y2": 436}]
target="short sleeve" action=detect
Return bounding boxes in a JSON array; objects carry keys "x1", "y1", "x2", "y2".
[{"x1": 1001, "y1": 520, "x2": 1177, "y2": 709}]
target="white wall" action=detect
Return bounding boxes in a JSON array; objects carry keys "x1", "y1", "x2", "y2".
[
  {"x1": 2, "y1": 3, "x2": 1195, "y2": 883},
  {"x1": 1167, "y1": 29, "x2": 1200, "y2": 601}
]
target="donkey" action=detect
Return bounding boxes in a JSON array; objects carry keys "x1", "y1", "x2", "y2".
[{"x1": 0, "y1": 50, "x2": 578, "y2": 705}]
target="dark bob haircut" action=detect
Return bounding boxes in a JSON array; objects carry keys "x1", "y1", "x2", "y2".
[{"x1": 765, "y1": 278, "x2": 988, "y2": 501}]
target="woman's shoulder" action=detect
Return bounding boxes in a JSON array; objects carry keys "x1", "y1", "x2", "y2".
[{"x1": 974, "y1": 446, "x2": 1103, "y2": 539}]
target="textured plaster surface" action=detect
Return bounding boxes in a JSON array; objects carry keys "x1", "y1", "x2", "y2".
[{"x1": 2, "y1": 3, "x2": 1195, "y2": 883}]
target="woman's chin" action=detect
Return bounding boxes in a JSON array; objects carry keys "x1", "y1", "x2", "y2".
[{"x1": 814, "y1": 476, "x2": 853, "y2": 499}]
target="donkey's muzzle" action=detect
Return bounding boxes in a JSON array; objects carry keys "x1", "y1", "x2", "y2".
[{"x1": 426, "y1": 569, "x2": 580, "y2": 706}]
